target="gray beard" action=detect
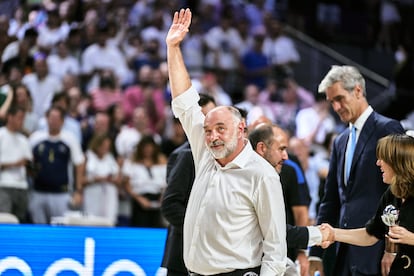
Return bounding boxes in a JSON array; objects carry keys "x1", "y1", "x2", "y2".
[{"x1": 206, "y1": 134, "x2": 238, "y2": 160}]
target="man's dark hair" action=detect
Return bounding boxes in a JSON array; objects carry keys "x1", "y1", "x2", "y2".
[
  {"x1": 248, "y1": 124, "x2": 274, "y2": 151},
  {"x1": 46, "y1": 106, "x2": 65, "y2": 119},
  {"x1": 7, "y1": 105, "x2": 25, "y2": 117},
  {"x1": 234, "y1": 106, "x2": 247, "y2": 120},
  {"x1": 315, "y1": 92, "x2": 326, "y2": 102},
  {"x1": 23, "y1": 27, "x2": 38, "y2": 39},
  {"x1": 68, "y1": 27, "x2": 80, "y2": 38},
  {"x1": 51, "y1": 92, "x2": 69, "y2": 105},
  {"x1": 198, "y1": 93, "x2": 215, "y2": 107}
]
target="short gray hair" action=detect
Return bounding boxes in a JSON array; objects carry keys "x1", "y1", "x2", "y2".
[
  {"x1": 226, "y1": 106, "x2": 243, "y2": 126},
  {"x1": 318, "y1": 65, "x2": 366, "y2": 97}
]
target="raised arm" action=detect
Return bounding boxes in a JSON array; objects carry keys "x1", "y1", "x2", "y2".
[{"x1": 166, "y1": 8, "x2": 192, "y2": 99}]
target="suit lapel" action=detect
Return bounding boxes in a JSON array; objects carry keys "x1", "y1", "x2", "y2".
[
  {"x1": 338, "y1": 131, "x2": 349, "y2": 190},
  {"x1": 347, "y1": 112, "x2": 376, "y2": 190}
]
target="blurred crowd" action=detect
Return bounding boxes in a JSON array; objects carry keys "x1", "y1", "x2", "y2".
[{"x1": 0, "y1": 0, "x2": 412, "y2": 228}]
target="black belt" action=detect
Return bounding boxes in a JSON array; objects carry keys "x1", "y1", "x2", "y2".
[{"x1": 189, "y1": 266, "x2": 261, "y2": 276}]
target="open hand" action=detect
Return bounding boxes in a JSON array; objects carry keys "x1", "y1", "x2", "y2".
[{"x1": 166, "y1": 8, "x2": 192, "y2": 47}]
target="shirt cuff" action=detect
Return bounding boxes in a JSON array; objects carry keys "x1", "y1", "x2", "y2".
[
  {"x1": 260, "y1": 260, "x2": 287, "y2": 276},
  {"x1": 307, "y1": 226, "x2": 322, "y2": 247},
  {"x1": 307, "y1": 256, "x2": 323, "y2": 262}
]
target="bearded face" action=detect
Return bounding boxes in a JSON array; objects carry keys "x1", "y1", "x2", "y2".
[{"x1": 206, "y1": 128, "x2": 238, "y2": 159}]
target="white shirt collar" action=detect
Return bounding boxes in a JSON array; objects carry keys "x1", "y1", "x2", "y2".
[
  {"x1": 217, "y1": 139, "x2": 252, "y2": 170},
  {"x1": 350, "y1": 105, "x2": 373, "y2": 131}
]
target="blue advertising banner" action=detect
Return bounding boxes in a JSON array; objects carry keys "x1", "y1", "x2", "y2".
[{"x1": 0, "y1": 224, "x2": 167, "y2": 276}]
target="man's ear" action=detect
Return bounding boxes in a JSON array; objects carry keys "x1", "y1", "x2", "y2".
[
  {"x1": 354, "y1": 84, "x2": 363, "y2": 99},
  {"x1": 255, "y1": 141, "x2": 266, "y2": 156},
  {"x1": 238, "y1": 120, "x2": 246, "y2": 137}
]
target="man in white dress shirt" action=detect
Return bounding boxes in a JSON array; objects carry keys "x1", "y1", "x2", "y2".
[{"x1": 166, "y1": 9, "x2": 287, "y2": 276}]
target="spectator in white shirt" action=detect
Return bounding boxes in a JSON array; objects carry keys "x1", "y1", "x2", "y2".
[
  {"x1": 115, "y1": 106, "x2": 161, "y2": 160},
  {"x1": 36, "y1": 9, "x2": 70, "y2": 54},
  {"x1": 203, "y1": 13, "x2": 243, "y2": 96},
  {"x1": 47, "y1": 40, "x2": 80, "y2": 81},
  {"x1": 263, "y1": 18, "x2": 300, "y2": 78},
  {"x1": 196, "y1": 70, "x2": 232, "y2": 106},
  {"x1": 83, "y1": 134, "x2": 121, "y2": 225},
  {"x1": 0, "y1": 107, "x2": 33, "y2": 223},
  {"x1": 295, "y1": 92, "x2": 336, "y2": 148},
  {"x1": 22, "y1": 55, "x2": 62, "y2": 118},
  {"x1": 81, "y1": 23, "x2": 131, "y2": 92}
]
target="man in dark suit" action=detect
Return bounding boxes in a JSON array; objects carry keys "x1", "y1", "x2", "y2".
[
  {"x1": 161, "y1": 141, "x2": 193, "y2": 276},
  {"x1": 309, "y1": 65, "x2": 404, "y2": 276}
]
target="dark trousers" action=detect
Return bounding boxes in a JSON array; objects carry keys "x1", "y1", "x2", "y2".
[
  {"x1": 167, "y1": 270, "x2": 188, "y2": 276},
  {"x1": 0, "y1": 187, "x2": 28, "y2": 223},
  {"x1": 189, "y1": 266, "x2": 261, "y2": 276},
  {"x1": 130, "y1": 193, "x2": 163, "y2": 228}
]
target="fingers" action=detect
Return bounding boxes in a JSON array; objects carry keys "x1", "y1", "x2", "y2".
[
  {"x1": 320, "y1": 241, "x2": 332, "y2": 249},
  {"x1": 319, "y1": 223, "x2": 335, "y2": 245},
  {"x1": 387, "y1": 231, "x2": 402, "y2": 243},
  {"x1": 177, "y1": 8, "x2": 192, "y2": 29},
  {"x1": 387, "y1": 236, "x2": 399, "y2": 243},
  {"x1": 172, "y1": 9, "x2": 190, "y2": 25},
  {"x1": 172, "y1": 11, "x2": 178, "y2": 24},
  {"x1": 178, "y1": 9, "x2": 186, "y2": 24},
  {"x1": 167, "y1": 9, "x2": 192, "y2": 46},
  {"x1": 315, "y1": 223, "x2": 336, "y2": 248}
]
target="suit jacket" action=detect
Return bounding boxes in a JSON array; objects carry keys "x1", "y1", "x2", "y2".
[
  {"x1": 310, "y1": 111, "x2": 404, "y2": 274},
  {"x1": 281, "y1": 157, "x2": 311, "y2": 260},
  {"x1": 287, "y1": 224, "x2": 309, "y2": 249},
  {"x1": 161, "y1": 142, "x2": 194, "y2": 274}
]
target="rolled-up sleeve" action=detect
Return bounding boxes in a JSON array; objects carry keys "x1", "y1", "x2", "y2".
[
  {"x1": 171, "y1": 86, "x2": 206, "y2": 163},
  {"x1": 257, "y1": 174, "x2": 287, "y2": 276}
]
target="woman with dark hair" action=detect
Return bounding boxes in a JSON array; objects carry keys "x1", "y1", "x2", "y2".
[
  {"x1": 122, "y1": 135, "x2": 167, "y2": 227},
  {"x1": 82, "y1": 133, "x2": 121, "y2": 225},
  {"x1": 11, "y1": 83, "x2": 38, "y2": 135}
]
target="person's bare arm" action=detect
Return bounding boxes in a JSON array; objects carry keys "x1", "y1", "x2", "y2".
[
  {"x1": 334, "y1": 227, "x2": 378, "y2": 246},
  {"x1": 292, "y1": 205, "x2": 309, "y2": 227},
  {"x1": 0, "y1": 85, "x2": 13, "y2": 119},
  {"x1": 165, "y1": 8, "x2": 192, "y2": 99},
  {"x1": 74, "y1": 164, "x2": 84, "y2": 192},
  {"x1": 71, "y1": 164, "x2": 85, "y2": 207}
]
